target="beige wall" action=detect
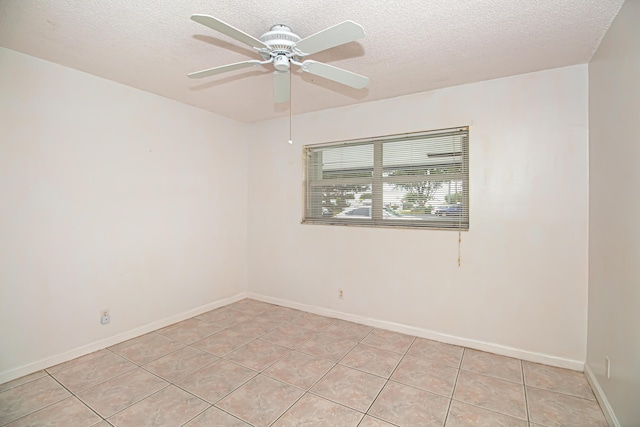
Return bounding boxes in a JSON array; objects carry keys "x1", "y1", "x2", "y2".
[
  {"x1": 587, "y1": 0, "x2": 640, "y2": 425},
  {"x1": 0, "y1": 48, "x2": 249, "y2": 382},
  {"x1": 248, "y1": 65, "x2": 589, "y2": 367}
]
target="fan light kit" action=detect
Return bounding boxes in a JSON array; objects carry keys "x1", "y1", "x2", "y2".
[{"x1": 188, "y1": 15, "x2": 369, "y2": 103}]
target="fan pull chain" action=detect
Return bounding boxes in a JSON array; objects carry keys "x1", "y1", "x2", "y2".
[{"x1": 288, "y1": 70, "x2": 293, "y2": 144}]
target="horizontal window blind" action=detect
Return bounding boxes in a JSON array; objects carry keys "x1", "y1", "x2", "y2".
[{"x1": 303, "y1": 127, "x2": 469, "y2": 230}]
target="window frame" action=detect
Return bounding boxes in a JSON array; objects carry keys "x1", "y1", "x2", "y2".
[{"x1": 302, "y1": 127, "x2": 469, "y2": 230}]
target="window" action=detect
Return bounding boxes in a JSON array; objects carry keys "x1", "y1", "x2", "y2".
[{"x1": 303, "y1": 127, "x2": 469, "y2": 230}]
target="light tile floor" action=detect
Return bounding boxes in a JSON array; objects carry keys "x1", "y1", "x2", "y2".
[{"x1": 0, "y1": 299, "x2": 607, "y2": 426}]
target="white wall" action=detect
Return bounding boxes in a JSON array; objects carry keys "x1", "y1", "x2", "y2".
[
  {"x1": 587, "y1": 0, "x2": 640, "y2": 425},
  {"x1": 0, "y1": 48, "x2": 249, "y2": 381},
  {"x1": 0, "y1": 47, "x2": 592, "y2": 383},
  {"x1": 248, "y1": 65, "x2": 589, "y2": 367}
]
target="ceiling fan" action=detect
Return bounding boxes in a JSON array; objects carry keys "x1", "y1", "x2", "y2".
[{"x1": 188, "y1": 15, "x2": 369, "y2": 103}]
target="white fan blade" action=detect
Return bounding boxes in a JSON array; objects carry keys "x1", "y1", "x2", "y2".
[
  {"x1": 191, "y1": 14, "x2": 269, "y2": 50},
  {"x1": 273, "y1": 71, "x2": 290, "y2": 103},
  {"x1": 295, "y1": 21, "x2": 365, "y2": 56},
  {"x1": 301, "y1": 60, "x2": 369, "y2": 89},
  {"x1": 188, "y1": 60, "x2": 262, "y2": 79}
]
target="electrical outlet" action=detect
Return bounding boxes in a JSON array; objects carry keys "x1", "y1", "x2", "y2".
[
  {"x1": 338, "y1": 289, "x2": 344, "y2": 299},
  {"x1": 101, "y1": 310, "x2": 111, "y2": 325},
  {"x1": 605, "y1": 356, "x2": 611, "y2": 379}
]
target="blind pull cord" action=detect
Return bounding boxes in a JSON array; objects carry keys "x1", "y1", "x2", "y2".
[{"x1": 453, "y1": 134, "x2": 462, "y2": 267}]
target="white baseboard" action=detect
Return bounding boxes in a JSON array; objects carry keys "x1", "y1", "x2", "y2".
[
  {"x1": 584, "y1": 363, "x2": 619, "y2": 427},
  {"x1": 0, "y1": 292, "x2": 247, "y2": 385},
  {"x1": 248, "y1": 292, "x2": 585, "y2": 371}
]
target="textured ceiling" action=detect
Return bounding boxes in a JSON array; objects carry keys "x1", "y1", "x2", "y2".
[{"x1": 0, "y1": 0, "x2": 624, "y2": 123}]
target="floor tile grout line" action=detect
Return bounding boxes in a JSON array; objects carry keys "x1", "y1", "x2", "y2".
[
  {"x1": 259, "y1": 369, "x2": 329, "y2": 393},
  {"x1": 260, "y1": 331, "x2": 317, "y2": 350},
  {"x1": 214, "y1": 372, "x2": 305, "y2": 427},
  {"x1": 296, "y1": 390, "x2": 374, "y2": 419},
  {"x1": 212, "y1": 307, "x2": 307, "y2": 347},
  {"x1": 193, "y1": 327, "x2": 272, "y2": 358},
  {"x1": 344, "y1": 339, "x2": 411, "y2": 357},
  {"x1": 287, "y1": 342, "x2": 339, "y2": 363},
  {"x1": 154, "y1": 328, "x2": 227, "y2": 346},
  {"x1": 137, "y1": 350, "x2": 221, "y2": 384},
  {"x1": 443, "y1": 350, "x2": 465, "y2": 426},
  {"x1": 0, "y1": 376, "x2": 77, "y2": 426},
  {"x1": 457, "y1": 366, "x2": 525, "y2": 385},
  {"x1": 448, "y1": 398, "x2": 530, "y2": 423},
  {"x1": 47, "y1": 364, "x2": 106, "y2": 398},
  {"x1": 307, "y1": 328, "x2": 390, "y2": 416},
  {"x1": 367, "y1": 336, "x2": 452, "y2": 427},
  {"x1": 336, "y1": 356, "x2": 403, "y2": 381},
  {"x1": 308, "y1": 314, "x2": 382, "y2": 414},
  {"x1": 291, "y1": 337, "x2": 359, "y2": 364},
  {"x1": 108, "y1": 333, "x2": 188, "y2": 367},
  {"x1": 520, "y1": 360, "x2": 592, "y2": 401},
  {"x1": 190, "y1": 309, "x2": 333, "y2": 360},
  {"x1": 262, "y1": 318, "x2": 415, "y2": 397},
  {"x1": 334, "y1": 334, "x2": 369, "y2": 365},
  {"x1": 386, "y1": 335, "x2": 416, "y2": 380},
  {"x1": 0, "y1": 371, "x2": 49, "y2": 394},
  {"x1": 453, "y1": 353, "x2": 529, "y2": 422},
  {"x1": 51, "y1": 360, "x2": 140, "y2": 396},
  {"x1": 361, "y1": 339, "x2": 415, "y2": 356},
  {"x1": 51, "y1": 373, "x2": 106, "y2": 422},
  {"x1": 73, "y1": 370, "x2": 170, "y2": 420},
  {"x1": 385, "y1": 377, "x2": 456, "y2": 402},
  {"x1": 381, "y1": 335, "x2": 465, "y2": 402},
  {"x1": 362, "y1": 376, "x2": 388, "y2": 414},
  {"x1": 172, "y1": 365, "x2": 260, "y2": 408},
  {"x1": 137, "y1": 342, "x2": 194, "y2": 366},
  {"x1": 177, "y1": 407, "x2": 209, "y2": 427},
  {"x1": 358, "y1": 412, "x2": 402, "y2": 427},
  {"x1": 304, "y1": 386, "x2": 407, "y2": 426},
  {"x1": 45, "y1": 349, "x2": 113, "y2": 377},
  {"x1": 300, "y1": 359, "x2": 339, "y2": 392},
  {"x1": 203, "y1": 405, "x2": 257, "y2": 427},
  {"x1": 265, "y1": 389, "x2": 309, "y2": 426},
  {"x1": 305, "y1": 388, "x2": 373, "y2": 416},
  {"x1": 522, "y1": 359, "x2": 531, "y2": 422},
  {"x1": 406, "y1": 337, "x2": 465, "y2": 367},
  {"x1": 457, "y1": 367, "x2": 527, "y2": 385},
  {"x1": 220, "y1": 343, "x2": 293, "y2": 374},
  {"x1": 356, "y1": 331, "x2": 420, "y2": 423},
  {"x1": 99, "y1": 383, "x2": 174, "y2": 422},
  {"x1": 523, "y1": 383, "x2": 599, "y2": 402},
  {"x1": 354, "y1": 413, "x2": 368, "y2": 427},
  {"x1": 290, "y1": 318, "x2": 337, "y2": 333}
]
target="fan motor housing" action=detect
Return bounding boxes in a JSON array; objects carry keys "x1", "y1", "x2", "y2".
[{"x1": 259, "y1": 24, "x2": 301, "y2": 61}]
